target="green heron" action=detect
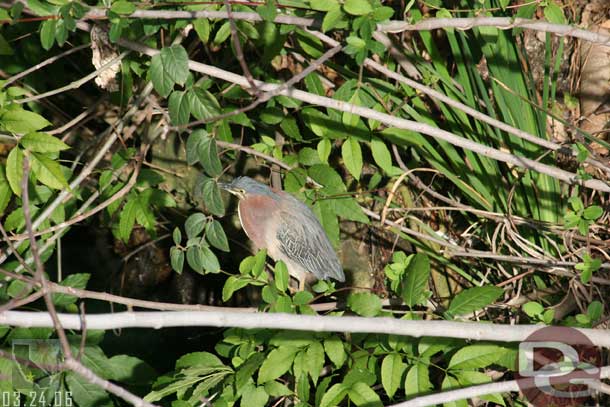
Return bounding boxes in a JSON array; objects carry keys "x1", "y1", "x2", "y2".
[{"x1": 219, "y1": 176, "x2": 345, "y2": 290}]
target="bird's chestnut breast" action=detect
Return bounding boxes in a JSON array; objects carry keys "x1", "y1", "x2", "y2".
[{"x1": 237, "y1": 195, "x2": 280, "y2": 249}]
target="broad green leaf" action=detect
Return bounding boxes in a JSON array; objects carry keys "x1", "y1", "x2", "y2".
[
  {"x1": 189, "y1": 88, "x2": 221, "y2": 121},
  {"x1": 343, "y1": 0, "x2": 372, "y2": 15},
  {"x1": 110, "y1": 0, "x2": 135, "y2": 14},
  {"x1": 193, "y1": 19, "x2": 210, "y2": 43},
  {"x1": 170, "y1": 247, "x2": 184, "y2": 274},
  {"x1": 222, "y1": 275, "x2": 250, "y2": 301},
  {"x1": 341, "y1": 137, "x2": 362, "y2": 180},
  {"x1": 448, "y1": 344, "x2": 508, "y2": 370},
  {"x1": 199, "y1": 245, "x2": 220, "y2": 273},
  {"x1": 241, "y1": 385, "x2": 268, "y2": 407},
  {"x1": 40, "y1": 19, "x2": 56, "y2": 50},
  {"x1": 324, "y1": 336, "x2": 346, "y2": 368},
  {"x1": 317, "y1": 138, "x2": 331, "y2": 163},
  {"x1": 0, "y1": 166, "x2": 11, "y2": 215},
  {"x1": 168, "y1": 90, "x2": 191, "y2": 125},
  {"x1": 205, "y1": 220, "x2": 229, "y2": 252},
  {"x1": 381, "y1": 353, "x2": 405, "y2": 398},
  {"x1": 108, "y1": 355, "x2": 157, "y2": 385},
  {"x1": 347, "y1": 292, "x2": 381, "y2": 317},
  {"x1": 236, "y1": 353, "x2": 265, "y2": 392},
  {"x1": 404, "y1": 362, "x2": 433, "y2": 397},
  {"x1": 305, "y1": 341, "x2": 324, "y2": 384},
  {"x1": 6, "y1": 147, "x2": 24, "y2": 195},
  {"x1": 347, "y1": 382, "x2": 382, "y2": 407},
  {"x1": 150, "y1": 45, "x2": 189, "y2": 97},
  {"x1": 274, "y1": 260, "x2": 289, "y2": 292},
  {"x1": 319, "y1": 383, "x2": 348, "y2": 407},
  {"x1": 401, "y1": 253, "x2": 430, "y2": 307},
  {"x1": 198, "y1": 136, "x2": 222, "y2": 177},
  {"x1": 322, "y1": 8, "x2": 345, "y2": 33},
  {"x1": 201, "y1": 178, "x2": 224, "y2": 216},
  {"x1": 583, "y1": 205, "x2": 603, "y2": 220},
  {"x1": 185, "y1": 213, "x2": 206, "y2": 238},
  {"x1": 30, "y1": 152, "x2": 69, "y2": 190},
  {"x1": 20, "y1": 132, "x2": 69, "y2": 153},
  {"x1": 213, "y1": 22, "x2": 231, "y2": 44},
  {"x1": 52, "y1": 273, "x2": 90, "y2": 306},
  {"x1": 310, "y1": 0, "x2": 339, "y2": 11},
  {"x1": 370, "y1": 137, "x2": 396, "y2": 175},
  {"x1": 441, "y1": 374, "x2": 467, "y2": 407},
  {"x1": 264, "y1": 381, "x2": 291, "y2": 397},
  {"x1": 119, "y1": 199, "x2": 138, "y2": 242},
  {"x1": 2, "y1": 109, "x2": 51, "y2": 133},
  {"x1": 257, "y1": 346, "x2": 298, "y2": 384},
  {"x1": 66, "y1": 372, "x2": 112, "y2": 407},
  {"x1": 446, "y1": 285, "x2": 503, "y2": 318}
]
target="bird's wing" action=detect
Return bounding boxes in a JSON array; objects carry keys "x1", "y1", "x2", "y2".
[{"x1": 276, "y1": 196, "x2": 344, "y2": 282}]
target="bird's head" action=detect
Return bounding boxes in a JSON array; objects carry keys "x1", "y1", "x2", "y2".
[{"x1": 218, "y1": 176, "x2": 277, "y2": 200}]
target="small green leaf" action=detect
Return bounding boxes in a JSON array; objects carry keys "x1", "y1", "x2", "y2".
[
  {"x1": 30, "y1": 152, "x2": 69, "y2": 190},
  {"x1": 170, "y1": 247, "x2": 184, "y2": 274},
  {"x1": 20, "y1": 132, "x2": 69, "y2": 153},
  {"x1": 40, "y1": 19, "x2": 56, "y2": 50},
  {"x1": 189, "y1": 88, "x2": 221, "y2": 121},
  {"x1": 0, "y1": 167, "x2": 11, "y2": 215},
  {"x1": 322, "y1": 8, "x2": 345, "y2": 33},
  {"x1": 446, "y1": 285, "x2": 503, "y2": 318},
  {"x1": 2, "y1": 109, "x2": 51, "y2": 133},
  {"x1": 583, "y1": 205, "x2": 603, "y2": 220},
  {"x1": 201, "y1": 178, "x2": 224, "y2": 216},
  {"x1": 274, "y1": 261, "x2": 289, "y2": 292},
  {"x1": 341, "y1": 137, "x2": 362, "y2": 180},
  {"x1": 199, "y1": 245, "x2": 220, "y2": 273},
  {"x1": 222, "y1": 275, "x2": 250, "y2": 302},
  {"x1": 317, "y1": 138, "x2": 332, "y2": 163},
  {"x1": 205, "y1": 220, "x2": 229, "y2": 252},
  {"x1": 522, "y1": 301, "x2": 543, "y2": 317},
  {"x1": 448, "y1": 344, "x2": 509, "y2": 370},
  {"x1": 402, "y1": 253, "x2": 430, "y2": 307},
  {"x1": 543, "y1": 1, "x2": 566, "y2": 24},
  {"x1": 193, "y1": 19, "x2": 210, "y2": 43},
  {"x1": 343, "y1": 0, "x2": 372, "y2": 15},
  {"x1": 185, "y1": 213, "x2": 206, "y2": 238},
  {"x1": 6, "y1": 147, "x2": 24, "y2": 195},
  {"x1": 257, "y1": 346, "x2": 298, "y2": 384},
  {"x1": 110, "y1": 0, "x2": 135, "y2": 14},
  {"x1": 198, "y1": 136, "x2": 223, "y2": 177},
  {"x1": 347, "y1": 292, "x2": 381, "y2": 317},
  {"x1": 172, "y1": 227, "x2": 182, "y2": 245},
  {"x1": 257, "y1": 0, "x2": 277, "y2": 22},
  {"x1": 305, "y1": 341, "x2": 324, "y2": 384},
  {"x1": 370, "y1": 137, "x2": 395, "y2": 174},
  {"x1": 119, "y1": 199, "x2": 138, "y2": 242},
  {"x1": 168, "y1": 90, "x2": 191, "y2": 125},
  {"x1": 347, "y1": 382, "x2": 382, "y2": 407},
  {"x1": 323, "y1": 336, "x2": 346, "y2": 368},
  {"x1": 381, "y1": 353, "x2": 405, "y2": 399},
  {"x1": 150, "y1": 45, "x2": 189, "y2": 97}
]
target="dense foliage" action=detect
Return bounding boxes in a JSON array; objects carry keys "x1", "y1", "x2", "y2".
[{"x1": 0, "y1": 0, "x2": 608, "y2": 406}]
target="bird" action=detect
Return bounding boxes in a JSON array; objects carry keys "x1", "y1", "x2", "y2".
[{"x1": 218, "y1": 176, "x2": 345, "y2": 290}]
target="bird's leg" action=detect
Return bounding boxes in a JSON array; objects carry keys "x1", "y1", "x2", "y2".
[{"x1": 298, "y1": 277, "x2": 305, "y2": 292}]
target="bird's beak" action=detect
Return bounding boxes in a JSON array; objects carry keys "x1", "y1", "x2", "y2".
[{"x1": 218, "y1": 182, "x2": 241, "y2": 197}]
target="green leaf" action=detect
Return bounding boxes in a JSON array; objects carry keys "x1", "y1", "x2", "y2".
[
  {"x1": 370, "y1": 137, "x2": 396, "y2": 174},
  {"x1": 201, "y1": 178, "x2": 224, "y2": 216},
  {"x1": 317, "y1": 138, "x2": 332, "y2": 163},
  {"x1": 257, "y1": 346, "x2": 298, "y2": 384},
  {"x1": 446, "y1": 285, "x2": 503, "y2": 318},
  {"x1": 343, "y1": 0, "x2": 372, "y2": 15},
  {"x1": 172, "y1": 227, "x2": 182, "y2": 245},
  {"x1": 441, "y1": 374, "x2": 467, "y2": 407},
  {"x1": 198, "y1": 245, "x2": 220, "y2": 273},
  {"x1": 66, "y1": 372, "x2": 112, "y2": 407},
  {"x1": 30, "y1": 152, "x2": 69, "y2": 190},
  {"x1": 40, "y1": 19, "x2": 56, "y2": 50},
  {"x1": 198, "y1": 136, "x2": 223, "y2": 177},
  {"x1": 319, "y1": 383, "x2": 348, "y2": 407},
  {"x1": 6, "y1": 147, "x2": 24, "y2": 195},
  {"x1": 168, "y1": 90, "x2": 191, "y2": 125},
  {"x1": 311, "y1": 0, "x2": 339, "y2": 11},
  {"x1": 2, "y1": 109, "x2": 51, "y2": 133},
  {"x1": 381, "y1": 353, "x2": 405, "y2": 398},
  {"x1": 170, "y1": 247, "x2": 184, "y2": 274},
  {"x1": 109, "y1": 355, "x2": 157, "y2": 385},
  {"x1": 305, "y1": 341, "x2": 324, "y2": 384},
  {"x1": 150, "y1": 45, "x2": 189, "y2": 97},
  {"x1": 241, "y1": 385, "x2": 268, "y2": 407},
  {"x1": 322, "y1": 8, "x2": 345, "y2": 33},
  {"x1": 401, "y1": 253, "x2": 430, "y2": 307},
  {"x1": 347, "y1": 382, "x2": 382, "y2": 407},
  {"x1": 189, "y1": 88, "x2": 221, "y2": 121},
  {"x1": 324, "y1": 336, "x2": 346, "y2": 368},
  {"x1": 52, "y1": 273, "x2": 90, "y2": 306},
  {"x1": 522, "y1": 301, "x2": 543, "y2": 317},
  {"x1": 185, "y1": 213, "x2": 206, "y2": 238},
  {"x1": 193, "y1": 19, "x2": 210, "y2": 43},
  {"x1": 347, "y1": 292, "x2": 382, "y2": 317},
  {"x1": 448, "y1": 344, "x2": 508, "y2": 370},
  {"x1": 119, "y1": 198, "x2": 138, "y2": 242},
  {"x1": 543, "y1": 1, "x2": 566, "y2": 24},
  {"x1": 257, "y1": 0, "x2": 277, "y2": 22},
  {"x1": 583, "y1": 205, "x2": 603, "y2": 220},
  {"x1": 205, "y1": 220, "x2": 229, "y2": 252},
  {"x1": 186, "y1": 129, "x2": 205, "y2": 165},
  {"x1": 274, "y1": 261, "x2": 289, "y2": 292},
  {"x1": 404, "y1": 362, "x2": 433, "y2": 397},
  {"x1": 264, "y1": 381, "x2": 292, "y2": 397},
  {"x1": 341, "y1": 137, "x2": 362, "y2": 180},
  {"x1": 222, "y1": 275, "x2": 250, "y2": 301},
  {"x1": 0, "y1": 167, "x2": 11, "y2": 215},
  {"x1": 110, "y1": 0, "x2": 135, "y2": 14},
  {"x1": 20, "y1": 132, "x2": 69, "y2": 153}
]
